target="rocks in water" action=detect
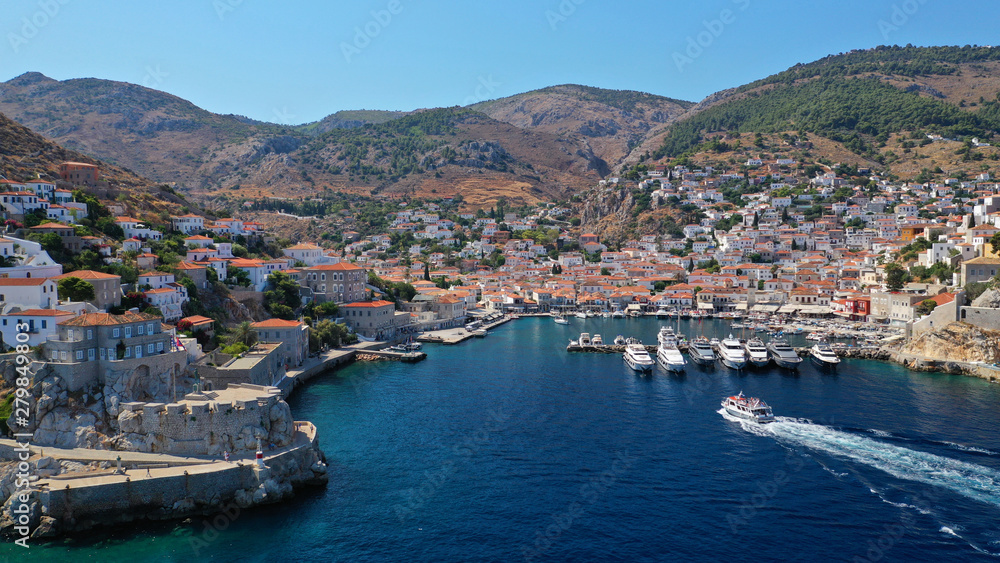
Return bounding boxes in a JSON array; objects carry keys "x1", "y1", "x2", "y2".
[{"x1": 30, "y1": 516, "x2": 58, "y2": 539}]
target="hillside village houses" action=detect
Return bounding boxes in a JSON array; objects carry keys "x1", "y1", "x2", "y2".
[{"x1": 3, "y1": 153, "x2": 1000, "y2": 391}]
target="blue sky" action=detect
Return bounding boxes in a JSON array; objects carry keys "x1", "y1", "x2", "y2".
[{"x1": 1, "y1": 0, "x2": 997, "y2": 124}]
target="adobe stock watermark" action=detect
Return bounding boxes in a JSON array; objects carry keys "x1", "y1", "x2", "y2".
[
  {"x1": 672, "y1": 0, "x2": 750, "y2": 73},
  {"x1": 850, "y1": 488, "x2": 940, "y2": 562},
  {"x1": 877, "y1": 0, "x2": 930, "y2": 41},
  {"x1": 7, "y1": 0, "x2": 72, "y2": 54},
  {"x1": 187, "y1": 502, "x2": 243, "y2": 556},
  {"x1": 141, "y1": 65, "x2": 169, "y2": 89},
  {"x1": 726, "y1": 449, "x2": 806, "y2": 534},
  {"x1": 213, "y1": 0, "x2": 245, "y2": 21},
  {"x1": 546, "y1": 0, "x2": 585, "y2": 31},
  {"x1": 461, "y1": 75, "x2": 502, "y2": 106},
  {"x1": 341, "y1": 0, "x2": 403, "y2": 64},
  {"x1": 272, "y1": 107, "x2": 296, "y2": 125},
  {"x1": 522, "y1": 450, "x2": 636, "y2": 561}
]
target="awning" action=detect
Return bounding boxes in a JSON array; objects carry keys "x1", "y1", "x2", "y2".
[
  {"x1": 778, "y1": 305, "x2": 799, "y2": 313},
  {"x1": 735, "y1": 303, "x2": 748, "y2": 311},
  {"x1": 697, "y1": 303, "x2": 714, "y2": 310}
]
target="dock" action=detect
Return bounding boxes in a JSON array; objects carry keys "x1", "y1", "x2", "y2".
[{"x1": 417, "y1": 315, "x2": 514, "y2": 345}]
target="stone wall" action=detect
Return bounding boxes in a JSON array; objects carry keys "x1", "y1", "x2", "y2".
[
  {"x1": 113, "y1": 385, "x2": 294, "y2": 455},
  {"x1": 959, "y1": 307, "x2": 1000, "y2": 332}
]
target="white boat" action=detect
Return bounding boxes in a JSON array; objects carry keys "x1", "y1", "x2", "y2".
[
  {"x1": 472, "y1": 329, "x2": 487, "y2": 337},
  {"x1": 601, "y1": 311, "x2": 612, "y2": 318},
  {"x1": 623, "y1": 343, "x2": 655, "y2": 372},
  {"x1": 613, "y1": 335, "x2": 626, "y2": 346},
  {"x1": 656, "y1": 327, "x2": 686, "y2": 372},
  {"x1": 709, "y1": 337, "x2": 720, "y2": 347},
  {"x1": 767, "y1": 338, "x2": 802, "y2": 370},
  {"x1": 721, "y1": 392, "x2": 775, "y2": 423},
  {"x1": 404, "y1": 341, "x2": 422, "y2": 351},
  {"x1": 718, "y1": 334, "x2": 747, "y2": 370},
  {"x1": 628, "y1": 310, "x2": 643, "y2": 318},
  {"x1": 655, "y1": 307, "x2": 670, "y2": 318},
  {"x1": 744, "y1": 337, "x2": 771, "y2": 368},
  {"x1": 554, "y1": 315, "x2": 569, "y2": 325},
  {"x1": 810, "y1": 342, "x2": 841, "y2": 368},
  {"x1": 592, "y1": 334, "x2": 604, "y2": 346},
  {"x1": 611, "y1": 310, "x2": 626, "y2": 319},
  {"x1": 578, "y1": 333, "x2": 592, "y2": 346},
  {"x1": 586, "y1": 310, "x2": 595, "y2": 318},
  {"x1": 575, "y1": 311, "x2": 588, "y2": 319},
  {"x1": 688, "y1": 336, "x2": 716, "y2": 366}
]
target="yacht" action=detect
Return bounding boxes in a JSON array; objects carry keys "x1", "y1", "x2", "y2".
[
  {"x1": 611, "y1": 310, "x2": 626, "y2": 319},
  {"x1": 721, "y1": 392, "x2": 775, "y2": 423},
  {"x1": 718, "y1": 334, "x2": 748, "y2": 370},
  {"x1": 579, "y1": 333, "x2": 592, "y2": 346},
  {"x1": 592, "y1": 334, "x2": 604, "y2": 346},
  {"x1": 767, "y1": 338, "x2": 802, "y2": 370},
  {"x1": 744, "y1": 337, "x2": 771, "y2": 368},
  {"x1": 623, "y1": 343, "x2": 655, "y2": 373},
  {"x1": 553, "y1": 315, "x2": 570, "y2": 325},
  {"x1": 613, "y1": 335, "x2": 626, "y2": 346},
  {"x1": 656, "y1": 327, "x2": 686, "y2": 372},
  {"x1": 688, "y1": 336, "x2": 716, "y2": 366},
  {"x1": 655, "y1": 307, "x2": 670, "y2": 318},
  {"x1": 810, "y1": 342, "x2": 841, "y2": 369},
  {"x1": 575, "y1": 311, "x2": 588, "y2": 319}
]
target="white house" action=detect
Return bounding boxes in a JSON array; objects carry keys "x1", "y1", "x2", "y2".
[
  {"x1": 0, "y1": 278, "x2": 58, "y2": 310},
  {"x1": 0, "y1": 308, "x2": 73, "y2": 349}
]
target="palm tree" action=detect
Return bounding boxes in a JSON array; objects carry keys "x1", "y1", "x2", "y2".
[{"x1": 227, "y1": 321, "x2": 258, "y2": 347}]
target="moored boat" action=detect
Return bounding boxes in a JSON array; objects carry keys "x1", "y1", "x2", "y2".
[
  {"x1": 766, "y1": 338, "x2": 802, "y2": 370},
  {"x1": 623, "y1": 343, "x2": 655, "y2": 372},
  {"x1": 688, "y1": 336, "x2": 716, "y2": 366},
  {"x1": 810, "y1": 342, "x2": 841, "y2": 368},
  {"x1": 718, "y1": 334, "x2": 747, "y2": 370},
  {"x1": 744, "y1": 337, "x2": 770, "y2": 368},
  {"x1": 656, "y1": 326, "x2": 686, "y2": 372},
  {"x1": 592, "y1": 334, "x2": 604, "y2": 346},
  {"x1": 579, "y1": 333, "x2": 592, "y2": 346}
]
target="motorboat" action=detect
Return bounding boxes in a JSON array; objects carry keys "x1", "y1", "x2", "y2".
[
  {"x1": 613, "y1": 335, "x2": 626, "y2": 346},
  {"x1": 554, "y1": 315, "x2": 570, "y2": 325},
  {"x1": 721, "y1": 392, "x2": 775, "y2": 423},
  {"x1": 586, "y1": 310, "x2": 595, "y2": 318},
  {"x1": 592, "y1": 334, "x2": 604, "y2": 346},
  {"x1": 579, "y1": 333, "x2": 592, "y2": 346},
  {"x1": 688, "y1": 336, "x2": 716, "y2": 366},
  {"x1": 655, "y1": 307, "x2": 670, "y2": 318},
  {"x1": 718, "y1": 334, "x2": 747, "y2": 370},
  {"x1": 611, "y1": 310, "x2": 626, "y2": 319},
  {"x1": 767, "y1": 338, "x2": 802, "y2": 370},
  {"x1": 656, "y1": 327, "x2": 686, "y2": 372},
  {"x1": 810, "y1": 342, "x2": 841, "y2": 368},
  {"x1": 744, "y1": 337, "x2": 771, "y2": 368},
  {"x1": 623, "y1": 343, "x2": 655, "y2": 372},
  {"x1": 575, "y1": 311, "x2": 588, "y2": 319}
]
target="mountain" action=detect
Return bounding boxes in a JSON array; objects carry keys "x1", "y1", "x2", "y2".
[
  {"x1": 649, "y1": 46, "x2": 1000, "y2": 161},
  {"x1": 470, "y1": 84, "x2": 693, "y2": 165},
  {"x1": 0, "y1": 72, "x2": 292, "y2": 189},
  {"x1": 296, "y1": 110, "x2": 410, "y2": 135},
  {"x1": 0, "y1": 111, "x2": 195, "y2": 218}
]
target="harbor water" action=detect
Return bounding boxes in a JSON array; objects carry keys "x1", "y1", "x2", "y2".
[{"x1": 15, "y1": 316, "x2": 1000, "y2": 562}]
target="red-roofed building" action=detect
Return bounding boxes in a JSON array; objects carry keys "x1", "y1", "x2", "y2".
[
  {"x1": 303, "y1": 262, "x2": 367, "y2": 304},
  {"x1": 251, "y1": 318, "x2": 308, "y2": 366},
  {"x1": 59, "y1": 161, "x2": 99, "y2": 185},
  {"x1": 341, "y1": 300, "x2": 405, "y2": 339},
  {"x1": 0, "y1": 308, "x2": 73, "y2": 348}
]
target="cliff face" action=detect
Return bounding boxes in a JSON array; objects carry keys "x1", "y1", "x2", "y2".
[{"x1": 897, "y1": 322, "x2": 1000, "y2": 363}]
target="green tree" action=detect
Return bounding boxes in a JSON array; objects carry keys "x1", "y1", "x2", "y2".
[
  {"x1": 227, "y1": 321, "x2": 258, "y2": 347},
  {"x1": 884, "y1": 263, "x2": 908, "y2": 292},
  {"x1": 600, "y1": 267, "x2": 611, "y2": 276},
  {"x1": 423, "y1": 261, "x2": 430, "y2": 281},
  {"x1": 57, "y1": 277, "x2": 96, "y2": 302},
  {"x1": 915, "y1": 299, "x2": 937, "y2": 316}
]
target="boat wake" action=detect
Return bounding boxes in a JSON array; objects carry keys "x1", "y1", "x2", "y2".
[{"x1": 720, "y1": 413, "x2": 1000, "y2": 510}]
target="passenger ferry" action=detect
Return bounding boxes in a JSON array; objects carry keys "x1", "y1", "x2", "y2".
[
  {"x1": 623, "y1": 343, "x2": 655, "y2": 372},
  {"x1": 721, "y1": 392, "x2": 775, "y2": 423}
]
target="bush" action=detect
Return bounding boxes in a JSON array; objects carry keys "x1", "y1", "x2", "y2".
[{"x1": 221, "y1": 342, "x2": 249, "y2": 356}]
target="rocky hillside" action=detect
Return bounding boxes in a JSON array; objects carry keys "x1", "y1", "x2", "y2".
[
  {"x1": 472, "y1": 84, "x2": 693, "y2": 166},
  {"x1": 0, "y1": 111, "x2": 195, "y2": 218},
  {"x1": 897, "y1": 322, "x2": 1000, "y2": 363}
]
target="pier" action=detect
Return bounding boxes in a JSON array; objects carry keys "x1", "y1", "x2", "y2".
[{"x1": 417, "y1": 314, "x2": 514, "y2": 345}]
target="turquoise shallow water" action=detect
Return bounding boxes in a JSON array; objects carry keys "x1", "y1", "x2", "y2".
[{"x1": 9, "y1": 317, "x2": 1000, "y2": 562}]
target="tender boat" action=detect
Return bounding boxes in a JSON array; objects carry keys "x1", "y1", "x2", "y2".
[
  {"x1": 592, "y1": 334, "x2": 604, "y2": 346},
  {"x1": 656, "y1": 326, "x2": 686, "y2": 372},
  {"x1": 688, "y1": 336, "x2": 716, "y2": 366},
  {"x1": 623, "y1": 343, "x2": 655, "y2": 372},
  {"x1": 810, "y1": 342, "x2": 841, "y2": 368},
  {"x1": 579, "y1": 333, "x2": 592, "y2": 346},
  {"x1": 613, "y1": 335, "x2": 626, "y2": 346},
  {"x1": 767, "y1": 338, "x2": 802, "y2": 370},
  {"x1": 744, "y1": 337, "x2": 771, "y2": 368},
  {"x1": 554, "y1": 315, "x2": 570, "y2": 325},
  {"x1": 718, "y1": 334, "x2": 747, "y2": 370},
  {"x1": 721, "y1": 391, "x2": 775, "y2": 423}
]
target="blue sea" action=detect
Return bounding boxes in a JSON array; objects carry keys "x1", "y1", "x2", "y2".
[{"x1": 12, "y1": 317, "x2": 1000, "y2": 562}]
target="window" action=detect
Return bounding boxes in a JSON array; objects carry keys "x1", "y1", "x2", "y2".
[
  {"x1": 42, "y1": 320, "x2": 47, "y2": 329},
  {"x1": 157, "y1": 341, "x2": 164, "y2": 352},
  {"x1": 124, "y1": 347, "x2": 131, "y2": 358},
  {"x1": 147, "y1": 323, "x2": 154, "y2": 334},
  {"x1": 88, "y1": 348, "x2": 95, "y2": 361},
  {"x1": 125, "y1": 326, "x2": 132, "y2": 338},
  {"x1": 100, "y1": 348, "x2": 106, "y2": 359},
  {"x1": 87, "y1": 329, "x2": 93, "y2": 340},
  {"x1": 137, "y1": 324, "x2": 144, "y2": 335},
  {"x1": 75, "y1": 350, "x2": 83, "y2": 360},
  {"x1": 321, "y1": 274, "x2": 327, "y2": 281},
  {"x1": 135, "y1": 345, "x2": 142, "y2": 358},
  {"x1": 60, "y1": 351, "x2": 67, "y2": 361},
  {"x1": 147, "y1": 343, "x2": 154, "y2": 353},
  {"x1": 113, "y1": 328, "x2": 120, "y2": 338}
]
